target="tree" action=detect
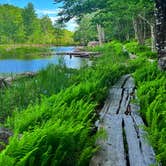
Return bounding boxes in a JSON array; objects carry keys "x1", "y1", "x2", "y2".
[
  {"x1": 22, "y1": 3, "x2": 38, "y2": 40},
  {"x1": 40, "y1": 16, "x2": 55, "y2": 44},
  {"x1": 0, "y1": 4, "x2": 25, "y2": 43},
  {"x1": 74, "y1": 14, "x2": 97, "y2": 45},
  {"x1": 0, "y1": 3, "x2": 74, "y2": 45},
  {"x1": 54, "y1": 0, "x2": 154, "y2": 44},
  {"x1": 155, "y1": 0, "x2": 166, "y2": 70},
  {"x1": 54, "y1": 21, "x2": 66, "y2": 45}
]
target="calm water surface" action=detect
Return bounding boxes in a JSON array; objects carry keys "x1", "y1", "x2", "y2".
[{"x1": 0, "y1": 47, "x2": 91, "y2": 73}]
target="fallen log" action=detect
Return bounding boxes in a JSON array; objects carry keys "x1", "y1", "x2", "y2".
[
  {"x1": 0, "y1": 77, "x2": 9, "y2": 88},
  {"x1": 0, "y1": 72, "x2": 37, "y2": 89},
  {"x1": 18, "y1": 72, "x2": 37, "y2": 78},
  {"x1": 56, "y1": 51, "x2": 100, "y2": 57}
]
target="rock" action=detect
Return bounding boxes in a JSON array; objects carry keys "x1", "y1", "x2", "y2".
[
  {"x1": 88, "y1": 41, "x2": 100, "y2": 47},
  {"x1": 4, "y1": 77, "x2": 15, "y2": 85},
  {"x1": 0, "y1": 127, "x2": 12, "y2": 151},
  {"x1": 158, "y1": 57, "x2": 166, "y2": 70},
  {"x1": 75, "y1": 46, "x2": 84, "y2": 52},
  {"x1": 0, "y1": 78, "x2": 9, "y2": 88},
  {"x1": 19, "y1": 72, "x2": 36, "y2": 78}
]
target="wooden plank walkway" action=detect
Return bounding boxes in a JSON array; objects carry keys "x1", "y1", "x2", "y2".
[
  {"x1": 56, "y1": 51, "x2": 100, "y2": 57},
  {"x1": 90, "y1": 75, "x2": 156, "y2": 166}
]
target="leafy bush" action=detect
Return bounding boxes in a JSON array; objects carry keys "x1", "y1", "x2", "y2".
[
  {"x1": 125, "y1": 41, "x2": 157, "y2": 59},
  {"x1": 138, "y1": 51, "x2": 157, "y2": 59}
]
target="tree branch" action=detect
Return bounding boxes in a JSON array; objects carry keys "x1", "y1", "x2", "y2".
[{"x1": 138, "y1": 14, "x2": 154, "y2": 26}]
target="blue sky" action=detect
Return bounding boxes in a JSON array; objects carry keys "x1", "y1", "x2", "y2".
[{"x1": 0, "y1": 0, "x2": 77, "y2": 31}]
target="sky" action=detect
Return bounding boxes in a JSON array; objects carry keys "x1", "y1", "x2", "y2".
[{"x1": 0, "y1": 0, "x2": 78, "y2": 31}]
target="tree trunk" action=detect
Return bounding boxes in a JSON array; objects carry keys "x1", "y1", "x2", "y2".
[
  {"x1": 150, "y1": 25, "x2": 156, "y2": 52},
  {"x1": 97, "y1": 24, "x2": 105, "y2": 46},
  {"x1": 155, "y1": 0, "x2": 166, "y2": 70},
  {"x1": 138, "y1": 14, "x2": 156, "y2": 52},
  {"x1": 132, "y1": 18, "x2": 144, "y2": 45}
]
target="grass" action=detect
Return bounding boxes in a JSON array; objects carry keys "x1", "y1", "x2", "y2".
[
  {"x1": 131, "y1": 55, "x2": 166, "y2": 165},
  {"x1": 124, "y1": 41, "x2": 165, "y2": 164},
  {"x1": 125, "y1": 41, "x2": 157, "y2": 59},
  {"x1": 0, "y1": 65, "x2": 77, "y2": 121},
  {"x1": 0, "y1": 46, "x2": 52, "y2": 59},
  {"x1": 0, "y1": 41, "x2": 131, "y2": 165},
  {"x1": 0, "y1": 40, "x2": 165, "y2": 165}
]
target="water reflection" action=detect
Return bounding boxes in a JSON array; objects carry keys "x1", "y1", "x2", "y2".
[{"x1": 0, "y1": 47, "x2": 91, "y2": 73}]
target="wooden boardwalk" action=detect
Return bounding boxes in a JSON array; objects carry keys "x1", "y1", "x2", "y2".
[
  {"x1": 90, "y1": 75, "x2": 156, "y2": 166},
  {"x1": 56, "y1": 51, "x2": 100, "y2": 57}
]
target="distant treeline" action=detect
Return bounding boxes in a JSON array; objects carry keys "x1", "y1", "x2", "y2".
[{"x1": 0, "y1": 3, "x2": 74, "y2": 45}]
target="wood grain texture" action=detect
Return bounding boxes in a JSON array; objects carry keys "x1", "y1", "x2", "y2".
[{"x1": 90, "y1": 75, "x2": 157, "y2": 166}]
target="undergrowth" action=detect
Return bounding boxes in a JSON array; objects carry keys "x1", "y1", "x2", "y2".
[
  {"x1": 133, "y1": 60, "x2": 166, "y2": 165},
  {"x1": 1, "y1": 41, "x2": 164, "y2": 165},
  {"x1": 125, "y1": 41, "x2": 157, "y2": 59},
  {"x1": 0, "y1": 47, "x2": 51, "y2": 59},
  {"x1": 0, "y1": 41, "x2": 131, "y2": 165},
  {"x1": 0, "y1": 65, "x2": 77, "y2": 121},
  {"x1": 0, "y1": 42, "x2": 166, "y2": 166}
]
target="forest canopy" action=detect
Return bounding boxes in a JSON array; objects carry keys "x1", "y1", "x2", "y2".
[
  {"x1": 55, "y1": 0, "x2": 166, "y2": 70},
  {"x1": 0, "y1": 3, "x2": 74, "y2": 45},
  {"x1": 55, "y1": 0, "x2": 154, "y2": 44}
]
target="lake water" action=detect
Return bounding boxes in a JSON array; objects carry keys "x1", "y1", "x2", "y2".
[{"x1": 0, "y1": 46, "x2": 90, "y2": 74}]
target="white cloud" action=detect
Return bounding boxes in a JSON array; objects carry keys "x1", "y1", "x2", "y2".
[
  {"x1": 49, "y1": 16, "x2": 58, "y2": 23},
  {"x1": 48, "y1": 16, "x2": 78, "y2": 31},
  {"x1": 66, "y1": 18, "x2": 78, "y2": 32},
  {"x1": 36, "y1": 9, "x2": 60, "y2": 15},
  {"x1": 36, "y1": 8, "x2": 78, "y2": 32}
]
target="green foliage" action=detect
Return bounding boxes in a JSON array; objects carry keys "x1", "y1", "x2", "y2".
[
  {"x1": 74, "y1": 14, "x2": 97, "y2": 45},
  {"x1": 0, "y1": 41, "x2": 131, "y2": 165},
  {"x1": 125, "y1": 41, "x2": 157, "y2": 59},
  {"x1": 0, "y1": 4, "x2": 74, "y2": 45},
  {"x1": 0, "y1": 46, "x2": 51, "y2": 59},
  {"x1": 56, "y1": 0, "x2": 154, "y2": 42},
  {"x1": 133, "y1": 61, "x2": 166, "y2": 165},
  {"x1": 0, "y1": 65, "x2": 76, "y2": 120},
  {"x1": 0, "y1": 4, "x2": 25, "y2": 43}
]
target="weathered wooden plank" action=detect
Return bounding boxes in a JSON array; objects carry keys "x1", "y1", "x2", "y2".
[
  {"x1": 123, "y1": 76, "x2": 135, "y2": 89},
  {"x1": 131, "y1": 113, "x2": 156, "y2": 165},
  {"x1": 91, "y1": 115, "x2": 126, "y2": 166},
  {"x1": 112, "y1": 75, "x2": 130, "y2": 88},
  {"x1": 56, "y1": 51, "x2": 100, "y2": 57},
  {"x1": 96, "y1": 99, "x2": 110, "y2": 127},
  {"x1": 107, "y1": 88, "x2": 123, "y2": 114},
  {"x1": 104, "y1": 115, "x2": 126, "y2": 166},
  {"x1": 91, "y1": 75, "x2": 157, "y2": 166},
  {"x1": 118, "y1": 90, "x2": 130, "y2": 114},
  {"x1": 123, "y1": 115, "x2": 146, "y2": 166}
]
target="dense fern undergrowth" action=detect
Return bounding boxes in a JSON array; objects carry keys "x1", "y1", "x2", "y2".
[
  {"x1": 0, "y1": 42, "x2": 132, "y2": 166},
  {"x1": 126, "y1": 41, "x2": 166, "y2": 165},
  {"x1": 0, "y1": 41, "x2": 165, "y2": 165},
  {"x1": 133, "y1": 61, "x2": 166, "y2": 165}
]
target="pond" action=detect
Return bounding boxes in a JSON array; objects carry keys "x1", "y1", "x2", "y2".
[{"x1": 0, "y1": 46, "x2": 91, "y2": 74}]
